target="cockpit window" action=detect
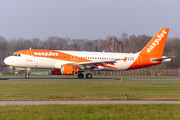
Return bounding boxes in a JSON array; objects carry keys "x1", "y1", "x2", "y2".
[{"x1": 11, "y1": 54, "x2": 21, "y2": 57}]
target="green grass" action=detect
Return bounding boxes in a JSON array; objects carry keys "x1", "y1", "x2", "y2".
[
  {"x1": 0, "y1": 79, "x2": 180, "y2": 119},
  {"x1": 0, "y1": 81, "x2": 180, "y2": 101},
  {"x1": 0, "y1": 104, "x2": 180, "y2": 120},
  {"x1": 0, "y1": 75, "x2": 180, "y2": 79}
]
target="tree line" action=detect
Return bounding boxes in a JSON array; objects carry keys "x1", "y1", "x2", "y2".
[{"x1": 0, "y1": 33, "x2": 179, "y2": 69}]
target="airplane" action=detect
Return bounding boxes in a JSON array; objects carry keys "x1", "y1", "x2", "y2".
[{"x1": 4, "y1": 28, "x2": 172, "y2": 79}]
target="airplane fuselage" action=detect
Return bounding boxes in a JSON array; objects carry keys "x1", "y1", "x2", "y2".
[
  {"x1": 4, "y1": 28, "x2": 171, "y2": 79},
  {"x1": 5, "y1": 50, "x2": 140, "y2": 70}
]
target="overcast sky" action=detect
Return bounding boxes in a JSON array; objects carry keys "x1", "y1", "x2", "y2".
[{"x1": 0, "y1": 0, "x2": 179, "y2": 40}]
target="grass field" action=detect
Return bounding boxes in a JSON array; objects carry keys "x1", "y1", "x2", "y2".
[
  {"x1": 0, "y1": 75, "x2": 180, "y2": 119},
  {"x1": 0, "y1": 104, "x2": 180, "y2": 120},
  {"x1": 0, "y1": 81, "x2": 180, "y2": 101}
]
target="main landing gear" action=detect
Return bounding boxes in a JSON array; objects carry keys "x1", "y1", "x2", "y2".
[
  {"x1": 78, "y1": 73, "x2": 84, "y2": 78},
  {"x1": 86, "y1": 73, "x2": 92, "y2": 79},
  {"x1": 77, "y1": 73, "x2": 92, "y2": 79}
]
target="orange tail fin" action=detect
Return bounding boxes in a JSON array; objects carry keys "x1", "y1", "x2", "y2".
[{"x1": 140, "y1": 28, "x2": 169, "y2": 56}]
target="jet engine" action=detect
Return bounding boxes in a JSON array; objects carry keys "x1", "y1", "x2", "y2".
[
  {"x1": 49, "y1": 69, "x2": 61, "y2": 75},
  {"x1": 61, "y1": 65, "x2": 78, "y2": 75}
]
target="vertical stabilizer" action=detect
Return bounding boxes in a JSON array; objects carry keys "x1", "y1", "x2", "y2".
[{"x1": 140, "y1": 28, "x2": 169, "y2": 56}]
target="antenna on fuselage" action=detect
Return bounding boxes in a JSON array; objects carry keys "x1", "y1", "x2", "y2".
[{"x1": 29, "y1": 47, "x2": 32, "y2": 50}]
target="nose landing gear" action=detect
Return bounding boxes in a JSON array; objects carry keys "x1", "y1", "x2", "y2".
[
  {"x1": 25, "y1": 73, "x2": 29, "y2": 79},
  {"x1": 25, "y1": 68, "x2": 30, "y2": 79}
]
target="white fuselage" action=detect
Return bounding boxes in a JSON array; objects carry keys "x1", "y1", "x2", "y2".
[{"x1": 4, "y1": 50, "x2": 139, "y2": 71}]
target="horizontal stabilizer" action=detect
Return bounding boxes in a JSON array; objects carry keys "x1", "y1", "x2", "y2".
[{"x1": 150, "y1": 56, "x2": 174, "y2": 62}]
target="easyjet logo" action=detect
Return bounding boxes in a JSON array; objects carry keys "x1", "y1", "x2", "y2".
[
  {"x1": 147, "y1": 30, "x2": 167, "y2": 53},
  {"x1": 34, "y1": 52, "x2": 59, "y2": 56}
]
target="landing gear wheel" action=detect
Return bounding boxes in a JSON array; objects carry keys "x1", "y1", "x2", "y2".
[
  {"x1": 25, "y1": 74, "x2": 29, "y2": 79},
  {"x1": 78, "y1": 74, "x2": 84, "y2": 78},
  {"x1": 86, "y1": 73, "x2": 92, "y2": 79},
  {"x1": 25, "y1": 68, "x2": 30, "y2": 79}
]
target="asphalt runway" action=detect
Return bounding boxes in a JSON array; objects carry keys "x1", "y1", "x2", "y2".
[
  {"x1": 1, "y1": 100, "x2": 180, "y2": 106},
  {"x1": 0, "y1": 78, "x2": 180, "y2": 82}
]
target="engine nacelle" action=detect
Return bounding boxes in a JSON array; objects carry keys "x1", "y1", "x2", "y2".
[
  {"x1": 49, "y1": 69, "x2": 61, "y2": 75},
  {"x1": 61, "y1": 65, "x2": 78, "y2": 75}
]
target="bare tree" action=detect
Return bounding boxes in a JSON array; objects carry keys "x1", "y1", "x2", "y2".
[
  {"x1": 0, "y1": 36, "x2": 7, "y2": 63},
  {"x1": 42, "y1": 36, "x2": 68, "y2": 50}
]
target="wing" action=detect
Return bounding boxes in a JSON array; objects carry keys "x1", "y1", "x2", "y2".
[{"x1": 66, "y1": 59, "x2": 121, "y2": 70}]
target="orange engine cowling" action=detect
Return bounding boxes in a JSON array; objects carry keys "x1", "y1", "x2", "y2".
[{"x1": 61, "y1": 65, "x2": 78, "y2": 75}]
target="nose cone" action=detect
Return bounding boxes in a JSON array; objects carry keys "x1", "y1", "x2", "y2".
[{"x1": 4, "y1": 57, "x2": 11, "y2": 65}]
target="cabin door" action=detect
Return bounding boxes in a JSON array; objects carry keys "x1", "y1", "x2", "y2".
[
  {"x1": 27, "y1": 51, "x2": 33, "y2": 62},
  {"x1": 137, "y1": 55, "x2": 142, "y2": 65}
]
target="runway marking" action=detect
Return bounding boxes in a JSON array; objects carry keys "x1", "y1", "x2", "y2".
[{"x1": 1, "y1": 100, "x2": 180, "y2": 106}]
